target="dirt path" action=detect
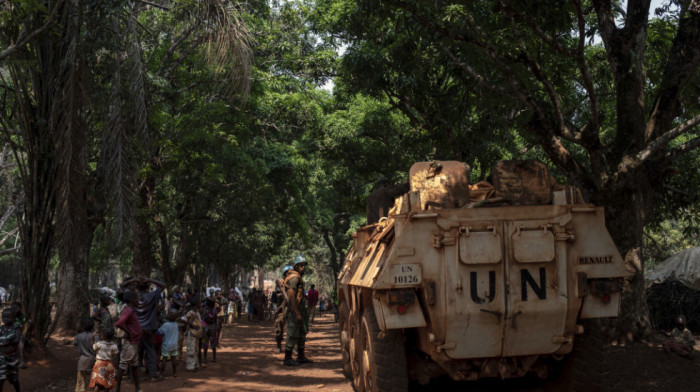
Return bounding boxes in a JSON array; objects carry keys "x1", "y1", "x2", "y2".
[
  {"x1": 25, "y1": 312, "x2": 353, "y2": 392},
  {"x1": 20, "y1": 313, "x2": 700, "y2": 392}
]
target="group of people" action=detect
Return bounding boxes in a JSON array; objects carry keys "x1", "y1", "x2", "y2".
[
  {"x1": 72, "y1": 276, "x2": 233, "y2": 392},
  {"x1": 2, "y1": 253, "x2": 322, "y2": 392},
  {"x1": 70, "y1": 256, "x2": 322, "y2": 392},
  {"x1": 246, "y1": 289, "x2": 269, "y2": 323}
]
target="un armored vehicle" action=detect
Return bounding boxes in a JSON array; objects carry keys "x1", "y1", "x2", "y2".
[{"x1": 337, "y1": 160, "x2": 625, "y2": 391}]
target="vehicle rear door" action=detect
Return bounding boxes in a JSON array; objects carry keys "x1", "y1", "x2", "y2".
[
  {"x1": 442, "y1": 221, "x2": 506, "y2": 359},
  {"x1": 502, "y1": 219, "x2": 568, "y2": 356}
]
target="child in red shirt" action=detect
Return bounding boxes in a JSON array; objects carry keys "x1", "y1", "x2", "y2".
[{"x1": 114, "y1": 290, "x2": 142, "y2": 392}]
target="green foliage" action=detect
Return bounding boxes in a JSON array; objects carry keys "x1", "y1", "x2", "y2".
[
  {"x1": 644, "y1": 218, "x2": 699, "y2": 269},
  {"x1": 317, "y1": 0, "x2": 700, "y2": 252},
  {"x1": 2, "y1": 0, "x2": 698, "y2": 303}
]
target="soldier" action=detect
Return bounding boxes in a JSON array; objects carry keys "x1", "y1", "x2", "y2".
[
  {"x1": 366, "y1": 177, "x2": 410, "y2": 225},
  {"x1": 274, "y1": 266, "x2": 293, "y2": 352},
  {"x1": 282, "y1": 256, "x2": 313, "y2": 366}
]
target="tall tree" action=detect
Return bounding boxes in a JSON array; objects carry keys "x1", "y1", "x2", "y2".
[
  {"x1": 319, "y1": 0, "x2": 700, "y2": 338},
  {"x1": 0, "y1": 0, "x2": 80, "y2": 339},
  {"x1": 128, "y1": 0, "x2": 253, "y2": 278},
  {"x1": 1, "y1": 0, "x2": 255, "y2": 335}
]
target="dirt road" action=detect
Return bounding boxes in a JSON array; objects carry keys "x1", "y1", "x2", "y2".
[
  {"x1": 26, "y1": 312, "x2": 352, "y2": 392},
  {"x1": 21, "y1": 312, "x2": 700, "y2": 391}
]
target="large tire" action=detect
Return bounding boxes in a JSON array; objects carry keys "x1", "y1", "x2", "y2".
[
  {"x1": 349, "y1": 310, "x2": 365, "y2": 392},
  {"x1": 360, "y1": 306, "x2": 408, "y2": 392},
  {"x1": 547, "y1": 320, "x2": 604, "y2": 392},
  {"x1": 339, "y1": 302, "x2": 352, "y2": 379}
]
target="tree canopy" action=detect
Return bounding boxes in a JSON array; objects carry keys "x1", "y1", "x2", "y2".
[{"x1": 0, "y1": 0, "x2": 698, "y2": 337}]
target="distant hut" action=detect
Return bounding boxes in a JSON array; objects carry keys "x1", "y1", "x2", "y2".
[{"x1": 646, "y1": 247, "x2": 700, "y2": 331}]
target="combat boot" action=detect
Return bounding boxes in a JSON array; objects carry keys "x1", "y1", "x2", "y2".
[
  {"x1": 276, "y1": 337, "x2": 283, "y2": 353},
  {"x1": 297, "y1": 347, "x2": 314, "y2": 364},
  {"x1": 283, "y1": 350, "x2": 300, "y2": 366}
]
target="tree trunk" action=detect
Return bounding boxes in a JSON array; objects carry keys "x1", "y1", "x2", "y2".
[
  {"x1": 52, "y1": 122, "x2": 96, "y2": 335},
  {"x1": 255, "y1": 266, "x2": 264, "y2": 290},
  {"x1": 19, "y1": 134, "x2": 57, "y2": 343},
  {"x1": 154, "y1": 216, "x2": 173, "y2": 287},
  {"x1": 53, "y1": 235, "x2": 92, "y2": 335},
  {"x1": 322, "y1": 231, "x2": 343, "y2": 278},
  {"x1": 599, "y1": 174, "x2": 657, "y2": 341},
  {"x1": 170, "y1": 220, "x2": 193, "y2": 287},
  {"x1": 52, "y1": 211, "x2": 94, "y2": 334},
  {"x1": 322, "y1": 231, "x2": 337, "y2": 268}
]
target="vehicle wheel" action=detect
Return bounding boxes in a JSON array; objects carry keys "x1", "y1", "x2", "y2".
[
  {"x1": 339, "y1": 302, "x2": 352, "y2": 379},
  {"x1": 360, "y1": 306, "x2": 408, "y2": 392},
  {"x1": 349, "y1": 310, "x2": 365, "y2": 392},
  {"x1": 547, "y1": 320, "x2": 604, "y2": 392}
]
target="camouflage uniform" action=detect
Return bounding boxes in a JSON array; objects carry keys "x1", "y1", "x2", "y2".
[
  {"x1": 284, "y1": 271, "x2": 309, "y2": 353},
  {"x1": 274, "y1": 300, "x2": 287, "y2": 343},
  {"x1": 0, "y1": 322, "x2": 21, "y2": 384}
]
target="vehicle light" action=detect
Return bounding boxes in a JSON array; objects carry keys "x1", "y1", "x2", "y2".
[
  {"x1": 602, "y1": 294, "x2": 611, "y2": 304},
  {"x1": 397, "y1": 304, "x2": 407, "y2": 314}
]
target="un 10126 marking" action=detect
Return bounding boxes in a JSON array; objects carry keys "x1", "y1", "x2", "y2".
[
  {"x1": 394, "y1": 275, "x2": 419, "y2": 284},
  {"x1": 391, "y1": 264, "x2": 422, "y2": 286}
]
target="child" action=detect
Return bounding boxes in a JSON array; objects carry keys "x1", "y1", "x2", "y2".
[
  {"x1": 228, "y1": 289, "x2": 238, "y2": 324},
  {"x1": 153, "y1": 307, "x2": 164, "y2": 374},
  {"x1": 157, "y1": 308, "x2": 179, "y2": 377},
  {"x1": 0, "y1": 308, "x2": 22, "y2": 392},
  {"x1": 89, "y1": 329, "x2": 119, "y2": 391},
  {"x1": 200, "y1": 296, "x2": 219, "y2": 363},
  {"x1": 74, "y1": 317, "x2": 97, "y2": 392},
  {"x1": 663, "y1": 314, "x2": 696, "y2": 358},
  {"x1": 168, "y1": 300, "x2": 185, "y2": 361},
  {"x1": 114, "y1": 290, "x2": 142, "y2": 392},
  {"x1": 181, "y1": 296, "x2": 203, "y2": 372}
]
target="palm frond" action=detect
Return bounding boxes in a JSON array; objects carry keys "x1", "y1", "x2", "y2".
[
  {"x1": 127, "y1": 6, "x2": 150, "y2": 145},
  {"x1": 51, "y1": 1, "x2": 88, "y2": 251},
  {"x1": 99, "y1": 52, "x2": 135, "y2": 246},
  {"x1": 199, "y1": 0, "x2": 254, "y2": 100}
]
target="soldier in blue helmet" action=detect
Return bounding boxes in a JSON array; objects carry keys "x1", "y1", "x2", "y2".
[
  {"x1": 273, "y1": 266, "x2": 293, "y2": 352},
  {"x1": 282, "y1": 256, "x2": 313, "y2": 366}
]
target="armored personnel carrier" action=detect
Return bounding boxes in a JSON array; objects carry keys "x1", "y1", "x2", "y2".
[{"x1": 337, "y1": 160, "x2": 625, "y2": 391}]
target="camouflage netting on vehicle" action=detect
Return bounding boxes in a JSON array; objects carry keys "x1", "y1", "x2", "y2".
[{"x1": 646, "y1": 281, "x2": 700, "y2": 332}]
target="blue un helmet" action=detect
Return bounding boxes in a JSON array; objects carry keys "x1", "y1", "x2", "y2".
[
  {"x1": 282, "y1": 265, "x2": 293, "y2": 276},
  {"x1": 294, "y1": 255, "x2": 308, "y2": 266}
]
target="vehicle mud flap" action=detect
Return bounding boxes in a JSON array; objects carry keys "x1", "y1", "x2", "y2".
[
  {"x1": 360, "y1": 306, "x2": 408, "y2": 392},
  {"x1": 546, "y1": 320, "x2": 604, "y2": 392}
]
